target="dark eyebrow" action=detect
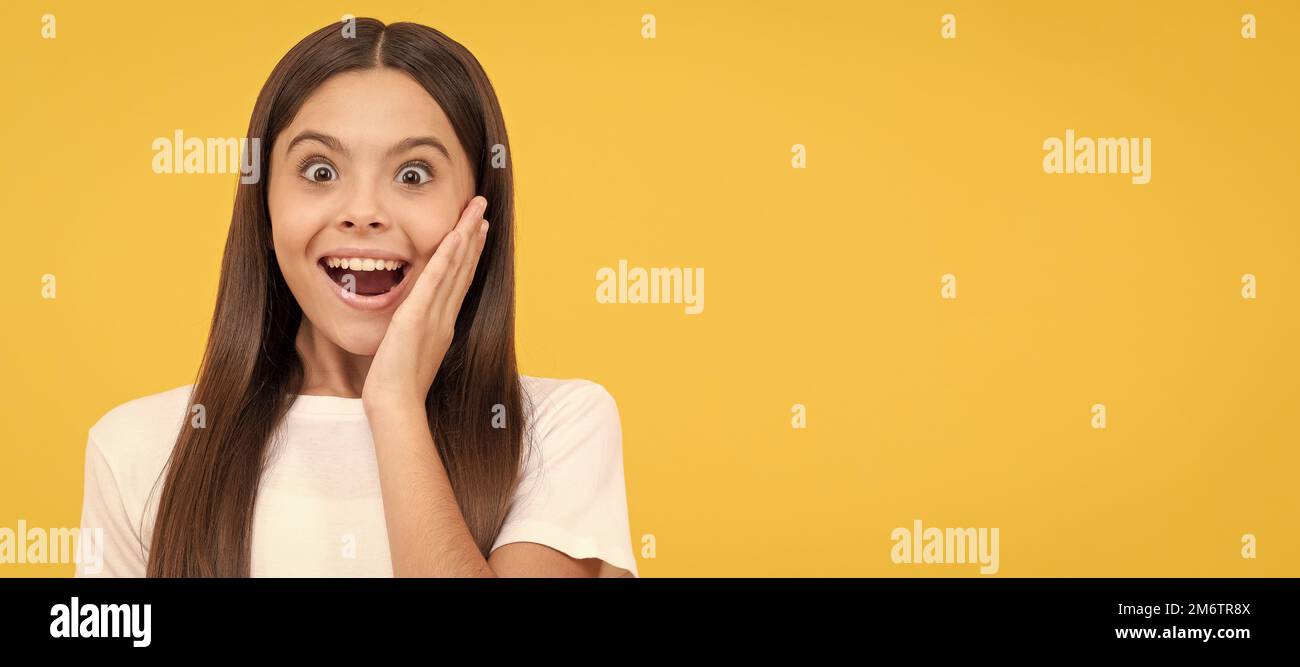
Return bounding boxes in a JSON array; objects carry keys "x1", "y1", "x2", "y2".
[
  {"x1": 285, "y1": 130, "x2": 349, "y2": 157},
  {"x1": 387, "y1": 136, "x2": 452, "y2": 163},
  {"x1": 284, "y1": 131, "x2": 451, "y2": 163}
]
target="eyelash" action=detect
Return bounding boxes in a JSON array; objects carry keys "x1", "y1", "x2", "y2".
[
  {"x1": 395, "y1": 160, "x2": 435, "y2": 187},
  {"x1": 297, "y1": 155, "x2": 337, "y2": 184},
  {"x1": 294, "y1": 155, "x2": 436, "y2": 187}
]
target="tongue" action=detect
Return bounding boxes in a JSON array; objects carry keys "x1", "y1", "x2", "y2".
[{"x1": 326, "y1": 265, "x2": 400, "y2": 296}]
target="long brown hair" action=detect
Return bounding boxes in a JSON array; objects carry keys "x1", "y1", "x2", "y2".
[{"x1": 147, "y1": 19, "x2": 524, "y2": 576}]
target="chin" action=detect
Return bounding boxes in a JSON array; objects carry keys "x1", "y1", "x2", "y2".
[{"x1": 324, "y1": 318, "x2": 390, "y2": 356}]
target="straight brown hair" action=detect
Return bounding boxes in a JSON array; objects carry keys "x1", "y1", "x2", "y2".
[{"x1": 146, "y1": 18, "x2": 525, "y2": 576}]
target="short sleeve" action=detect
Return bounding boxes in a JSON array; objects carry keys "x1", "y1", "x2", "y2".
[
  {"x1": 491, "y1": 381, "x2": 638, "y2": 577},
  {"x1": 75, "y1": 434, "x2": 148, "y2": 577}
]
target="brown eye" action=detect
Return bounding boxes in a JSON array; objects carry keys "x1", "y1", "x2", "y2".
[
  {"x1": 396, "y1": 163, "x2": 432, "y2": 186},
  {"x1": 300, "y1": 162, "x2": 337, "y2": 183}
]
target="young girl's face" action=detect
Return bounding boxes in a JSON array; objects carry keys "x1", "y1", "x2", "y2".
[{"x1": 268, "y1": 68, "x2": 475, "y2": 355}]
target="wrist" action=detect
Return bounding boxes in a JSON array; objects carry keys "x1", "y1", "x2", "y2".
[{"x1": 362, "y1": 391, "x2": 427, "y2": 422}]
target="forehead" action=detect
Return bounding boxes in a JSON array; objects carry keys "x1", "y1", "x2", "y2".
[{"x1": 278, "y1": 67, "x2": 468, "y2": 164}]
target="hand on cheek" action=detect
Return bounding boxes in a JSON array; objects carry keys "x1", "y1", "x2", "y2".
[{"x1": 361, "y1": 195, "x2": 490, "y2": 414}]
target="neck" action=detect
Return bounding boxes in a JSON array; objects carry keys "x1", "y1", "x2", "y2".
[{"x1": 294, "y1": 320, "x2": 372, "y2": 398}]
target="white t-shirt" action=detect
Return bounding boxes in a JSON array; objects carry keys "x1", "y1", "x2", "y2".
[{"x1": 74, "y1": 376, "x2": 637, "y2": 577}]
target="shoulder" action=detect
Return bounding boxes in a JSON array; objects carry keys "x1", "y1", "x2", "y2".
[
  {"x1": 521, "y1": 375, "x2": 616, "y2": 405},
  {"x1": 87, "y1": 384, "x2": 194, "y2": 479},
  {"x1": 498, "y1": 377, "x2": 637, "y2": 576},
  {"x1": 520, "y1": 376, "x2": 621, "y2": 447}
]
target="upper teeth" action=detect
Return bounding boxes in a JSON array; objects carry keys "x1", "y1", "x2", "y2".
[{"x1": 326, "y1": 257, "x2": 404, "y2": 271}]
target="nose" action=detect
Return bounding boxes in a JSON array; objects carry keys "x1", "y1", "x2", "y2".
[{"x1": 338, "y1": 180, "x2": 389, "y2": 231}]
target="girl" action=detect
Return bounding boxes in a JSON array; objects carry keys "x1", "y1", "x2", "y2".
[{"x1": 75, "y1": 19, "x2": 636, "y2": 577}]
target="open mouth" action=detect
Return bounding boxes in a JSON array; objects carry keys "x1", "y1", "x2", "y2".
[{"x1": 318, "y1": 256, "x2": 408, "y2": 296}]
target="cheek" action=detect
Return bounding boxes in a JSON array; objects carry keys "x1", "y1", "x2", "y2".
[
  {"x1": 270, "y1": 214, "x2": 310, "y2": 263},
  {"x1": 267, "y1": 185, "x2": 328, "y2": 310},
  {"x1": 268, "y1": 178, "x2": 325, "y2": 262},
  {"x1": 393, "y1": 198, "x2": 460, "y2": 257}
]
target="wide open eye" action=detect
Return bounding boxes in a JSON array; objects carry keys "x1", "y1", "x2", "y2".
[
  {"x1": 300, "y1": 160, "x2": 338, "y2": 183},
  {"x1": 396, "y1": 162, "x2": 433, "y2": 186}
]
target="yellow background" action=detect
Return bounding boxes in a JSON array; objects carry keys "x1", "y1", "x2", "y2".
[{"x1": 1, "y1": 0, "x2": 1296, "y2": 576}]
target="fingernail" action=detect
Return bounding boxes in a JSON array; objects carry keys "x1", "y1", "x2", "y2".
[
  {"x1": 479, "y1": 220, "x2": 489, "y2": 234},
  {"x1": 477, "y1": 196, "x2": 488, "y2": 215}
]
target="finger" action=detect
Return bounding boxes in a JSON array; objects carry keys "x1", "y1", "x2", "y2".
[
  {"x1": 401, "y1": 230, "x2": 458, "y2": 317},
  {"x1": 432, "y1": 196, "x2": 487, "y2": 315},
  {"x1": 451, "y1": 195, "x2": 487, "y2": 271},
  {"x1": 443, "y1": 217, "x2": 489, "y2": 323},
  {"x1": 409, "y1": 196, "x2": 484, "y2": 313},
  {"x1": 446, "y1": 199, "x2": 488, "y2": 300}
]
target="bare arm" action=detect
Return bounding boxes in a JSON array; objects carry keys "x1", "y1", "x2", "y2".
[
  {"x1": 367, "y1": 401, "x2": 603, "y2": 577},
  {"x1": 363, "y1": 196, "x2": 605, "y2": 578}
]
